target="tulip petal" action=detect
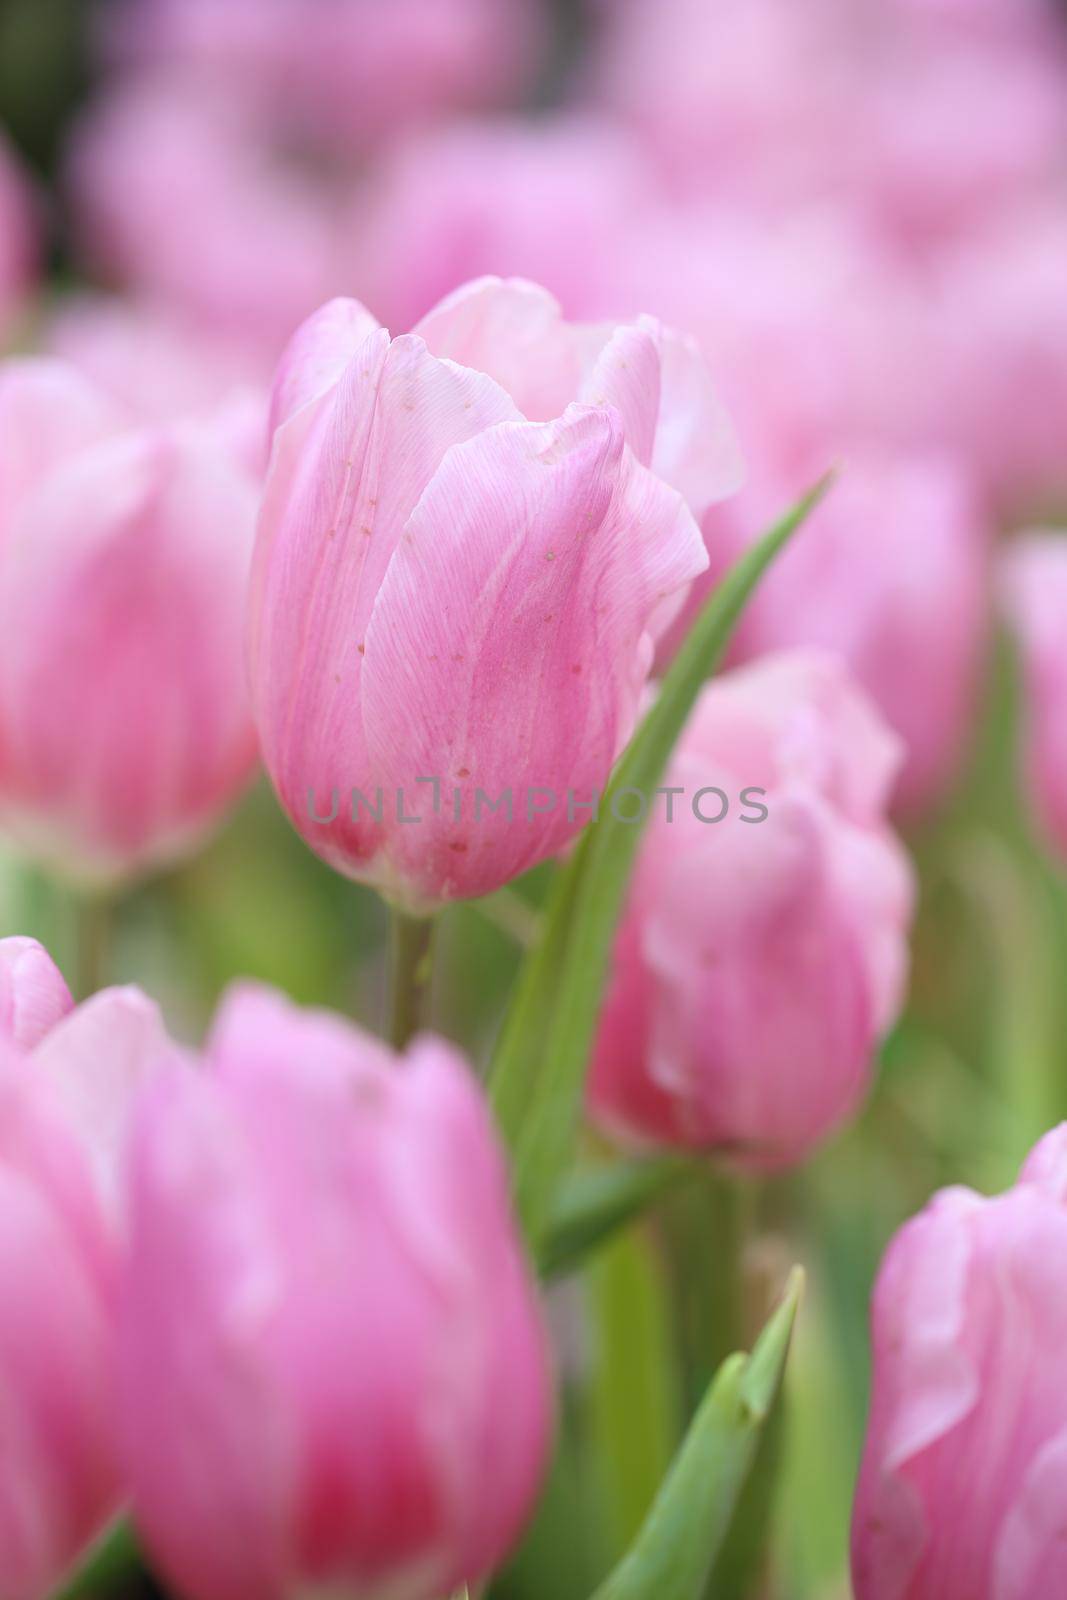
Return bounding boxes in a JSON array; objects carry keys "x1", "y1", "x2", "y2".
[
  {"x1": 0, "y1": 936, "x2": 73, "y2": 1051},
  {"x1": 414, "y1": 275, "x2": 583, "y2": 420},
  {"x1": 31, "y1": 986, "x2": 176, "y2": 1222},
  {"x1": 578, "y1": 318, "x2": 663, "y2": 467},
  {"x1": 359, "y1": 403, "x2": 705, "y2": 902},
  {"x1": 122, "y1": 1068, "x2": 292, "y2": 1600},
  {"x1": 0, "y1": 1165, "x2": 118, "y2": 1600},
  {"x1": 995, "y1": 1432, "x2": 1067, "y2": 1600},
  {"x1": 268, "y1": 296, "x2": 383, "y2": 438},
  {"x1": 652, "y1": 325, "x2": 745, "y2": 513},
  {"x1": 249, "y1": 331, "x2": 521, "y2": 873}
]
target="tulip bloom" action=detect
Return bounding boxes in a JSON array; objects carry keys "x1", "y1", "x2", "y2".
[
  {"x1": 588, "y1": 652, "x2": 914, "y2": 1167},
  {"x1": 0, "y1": 358, "x2": 260, "y2": 886},
  {"x1": 852, "y1": 1123, "x2": 1067, "y2": 1598},
  {"x1": 250, "y1": 277, "x2": 738, "y2": 907},
  {"x1": 0, "y1": 969, "x2": 176, "y2": 1600},
  {"x1": 121, "y1": 984, "x2": 552, "y2": 1600},
  {"x1": 1001, "y1": 535, "x2": 1067, "y2": 858},
  {"x1": 664, "y1": 449, "x2": 989, "y2": 816}
]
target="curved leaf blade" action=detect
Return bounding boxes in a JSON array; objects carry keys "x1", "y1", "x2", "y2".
[{"x1": 588, "y1": 1268, "x2": 804, "y2": 1600}]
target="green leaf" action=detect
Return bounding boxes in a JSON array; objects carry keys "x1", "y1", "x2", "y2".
[
  {"x1": 52, "y1": 1520, "x2": 140, "y2": 1600},
  {"x1": 587, "y1": 1268, "x2": 804, "y2": 1600},
  {"x1": 538, "y1": 1157, "x2": 696, "y2": 1281},
  {"x1": 590, "y1": 1228, "x2": 681, "y2": 1556},
  {"x1": 488, "y1": 475, "x2": 834, "y2": 1244}
]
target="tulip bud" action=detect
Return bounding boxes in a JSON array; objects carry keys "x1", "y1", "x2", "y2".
[
  {"x1": 0, "y1": 965, "x2": 176, "y2": 1600},
  {"x1": 121, "y1": 984, "x2": 552, "y2": 1600},
  {"x1": 251, "y1": 276, "x2": 738, "y2": 908},
  {"x1": 852, "y1": 1124, "x2": 1067, "y2": 1599},
  {"x1": 588, "y1": 651, "x2": 914, "y2": 1168},
  {"x1": 0, "y1": 936, "x2": 72, "y2": 1050},
  {"x1": 0, "y1": 359, "x2": 260, "y2": 886},
  {"x1": 1001, "y1": 535, "x2": 1067, "y2": 859}
]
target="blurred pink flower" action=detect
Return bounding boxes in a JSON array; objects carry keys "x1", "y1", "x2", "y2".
[
  {"x1": 613, "y1": 204, "x2": 939, "y2": 475},
  {"x1": 0, "y1": 971, "x2": 176, "y2": 1600},
  {"x1": 594, "y1": 0, "x2": 1066, "y2": 247},
  {"x1": 588, "y1": 651, "x2": 914, "y2": 1168},
  {"x1": 0, "y1": 134, "x2": 37, "y2": 343},
  {"x1": 0, "y1": 358, "x2": 260, "y2": 886},
  {"x1": 45, "y1": 295, "x2": 272, "y2": 476},
  {"x1": 852, "y1": 1123, "x2": 1067, "y2": 1599},
  {"x1": 931, "y1": 202, "x2": 1067, "y2": 517},
  {"x1": 104, "y1": 0, "x2": 544, "y2": 150},
  {"x1": 121, "y1": 983, "x2": 552, "y2": 1600},
  {"x1": 663, "y1": 449, "x2": 990, "y2": 816},
  {"x1": 250, "y1": 278, "x2": 739, "y2": 907},
  {"x1": 46, "y1": 295, "x2": 268, "y2": 424},
  {"x1": 0, "y1": 936, "x2": 72, "y2": 1050},
  {"x1": 68, "y1": 81, "x2": 342, "y2": 358},
  {"x1": 347, "y1": 117, "x2": 658, "y2": 331},
  {"x1": 1001, "y1": 534, "x2": 1067, "y2": 859},
  {"x1": 892, "y1": 0, "x2": 1063, "y2": 46}
]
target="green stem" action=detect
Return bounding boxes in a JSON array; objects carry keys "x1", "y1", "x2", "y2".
[
  {"x1": 74, "y1": 894, "x2": 112, "y2": 1000},
  {"x1": 386, "y1": 908, "x2": 436, "y2": 1049},
  {"x1": 667, "y1": 1171, "x2": 751, "y2": 1412}
]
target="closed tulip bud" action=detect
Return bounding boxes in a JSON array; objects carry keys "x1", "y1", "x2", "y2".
[
  {"x1": 588, "y1": 652, "x2": 914, "y2": 1167},
  {"x1": 852, "y1": 1124, "x2": 1067, "y2": 1599},
  {"x1": 0, "y1": 936, "x2": 72, "y2": 1050},
  {"x1": 121, "y1": 984, "x2": 552, "y2": 1600},
  {"x1": 0, "y1": 359, "x2": 260, "y2": 886},
  {"x1": 1001, "y1": 535, "x2": 1067, "y2": 858},
  {"x1": 0, "y1": 968, "x2": 176, "y2": 1600},
  {"x1": 251, "y1": 276, "x2": 738, "y2": 907}
]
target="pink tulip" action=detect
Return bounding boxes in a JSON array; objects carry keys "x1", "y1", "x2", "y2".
[
  {"x1": 588, "y1": 651, "x2": 914, "y2": 1168},
  {"x1": 104, "y1": 0, "x2": 544, "y2": 150},
  {"x1": 0, "y1": 358, "x2": 260, "y2": 886},
  {"x1": 663, "y1": 448, "x2": 990, "y2": 816},
  {"x1": 348, "y1": 117, "x2": 659, "y2": 333},
  {"x1": 250, "y1": 277, "x2": 737, "y2": 907},
  {"x1": 0, "y1": 936, "x2": 72, "y2": 1050},
  {"x1": 852, "y1": 1123, "x2": 1067, "y2": 1599},
  {"x1": 1001, "y1": 535, "x2": 1067, "y2": 858},
  {"x1": 121, "y1": 983, "x2": 552, "y2": 1600},
  {"x1": 0, "y1": 135, "x2": 36, "y2": 342},
  {"x1": 0, "y1": 972, "x2": 175, "y2": 1600}
]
